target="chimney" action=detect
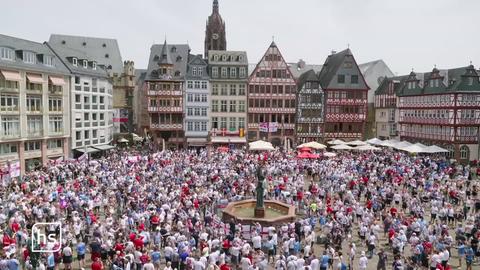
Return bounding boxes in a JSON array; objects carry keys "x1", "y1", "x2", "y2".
[
  {"x1": 297, "y1": 59, "x2": 306, "y2": 69},
  {"x1": 331, "y1": 50, "x2": 337, "y2": 55}
]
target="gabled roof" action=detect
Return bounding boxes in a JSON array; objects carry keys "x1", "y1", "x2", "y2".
[
  {"x1": 186, "y1": 54, "x2": 209, "y2": 80},
  {"x1": 318, "y1": 49, "x2": 351, "y2": 88},
  {"x1": 0, "y1": 34, "x2": 69, "y2": 75},
  {"x1": 146, "y1": 43, "x2": 190, "y2": 81},
  {"x1": 248, "y1": 41, "x2": 295, "y2": 83},
  {"x1": 297, "y1": 69, "x2": 321, "y2": 91},
  {"x1": 374, "y1": 75, "x2": 408, "y2": 95},
  {"x1": 49, "y1": 34, "x2": 123, "y2": 74}
]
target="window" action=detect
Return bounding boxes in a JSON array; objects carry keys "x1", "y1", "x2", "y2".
[
  {"x1": 194, "y1": 81, "x2": 200, "y2": 89},
  {"x1": 230, "y1": 68, "x2": 237, "y2": 78},
  {"x1": 187, "y1": 94, "x2": 193, "y2": 102},
  {"x1": 1, "y1": 116, "x2": 20, "y2": 137},
  {"x1": 212, "y1": 67, "x2": 218, "y2": 78},
  {"x1": 221, "y1": 100, "x2": 227, "y2": 112},
  {"x1": 201, "y1": 94, "x2": 207, "y2": 102},
  {"x1": 460, "y1": 145, "x2": 470, "y2": 160},
  {"x1": 187, "y1": 81, "x2": 193, "y2": 89},
  {"x1": 239, "y1": 67, "x2": 246, "y2": 78},
  {"x1": 76, "y1": 131, "x2": 81, "y2": 141},
  {"x1": 0, "y1": 143, "x2": 17, "y2": 155},
  {"x1": 239, "y1": 101, "x2": 246, "y2": 112},
  {"x1": 194, "y1": 122, "x2": 200, "y2": 131},
  {"x1": 0, "y1": 94, "x2": 19, "y2": 112},
  {"x1": 83, "y1": 60, "x2": 88, "y2": 68},
  {"x1": 46, "y1": 139, "x2": 62, "y2": 149},
  {"x1": 229, "y1": 100, "x2": 236, "y2": 112},
  {"x1": 229, "y1": 117, "x2": 236, "y2": 130},
  {"x1": 212, "y1": 117, "x2": 218, "y2": 129},
  {"x1": 220, "y1": 117, "x2": 227, "y2": 129},
  {"x1": 99, "y1": 96, "x2": 105, "y2": 104},
  {"x1": 213, "y1": 55, "x2": 219, "y2": 61},
  {"x1": 24, "y1": 141, "x2": 41, "y2": 151},
  {"x1": 212, "y1": 84, "x2": 219, "y2": 95},
  {"x1": 100, "y1": 113, "x2": 104, "y2": 120},
  {"x1": 26, "y1": 96, "x2": 42, "y2": 112},
  {"x1": 187, "y1": 121, "x2": 193, "y2": 131},
  {"x1": 201, "y1": 108, "x2": 207, "y2": 116},
  {"x1": 194, "y1": 108, "x2": 200, "y2": 116},
  {"x1": 230, "y1": 84, "x2": 237, "y2": 95},
  {"x1": 84, "y1": 113, "x2": 89, "y2": 121},
  {"x1": 192, "y1": 67, "x2": 197, "y2": 76},
  {"x1": 238, "y1": 85, "x2": 246, "y2": 96},
  {"x1": 337, "y1": 75, "x2": 345, "y2": 84},
  {"x1": 187, "y1": 108, "x2": 193, "y2": 116},
  {"x1": 351, "y1": 75, "x2": 358, "y2": 84},
  {"x1": 220, "y1": 84, "x2": 228, "y2": 95},
  {"x1": 193, "y1": 94, "x2": 200, "y2": 102},
  {"x1": 23, "y1": 51, "x2": 36, "y2": 64},
  {"x1": 201, "y1": 121, "x2": 207, "y2": 131},
  {"x1": 198, "y1": 68, "x2": 203, "y2": 76},
  {"x1": 43, "y1": 55, "x2": 55, "y2": 66},
  {"x1": 238, "y1": 117, "x2": 245, "y2": 129},
  {"x1": 221, "y1": 67, "x2": 227, "y2": 78},
  {"x1": 0, "y1": 47, "x2": 14, "y2": 60},
  {"x1": 92, "y1": 130, "x2": 97, "y2": 138},
  {"x1": 212, "y1": 100, "x2": 218, "y2": 112},
  {"x1": 49, "y1": 116, "x2": 63, "y2": 134},
  {"x1": 201, "y1": 81, "x2": 207, "y2": 89},
  {"x1": 84, "y1": 130, "x2": 89, "y2": 139},
  {"x1": 72, "y1": 58, "x2": 78, "y2": 66},
  {"x1": 27, "y1": 116, "x2": 42, "y2": 136}
]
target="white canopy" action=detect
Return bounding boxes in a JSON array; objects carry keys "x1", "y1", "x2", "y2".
[
  {"x1": 380, "y1": 139, "x2": 400, "y2": 147},
  {"x1": 423, "y1": 145, "x2": 450, "y2": 153},
  {"x1": 392, "y1": 141, "x2": 412, "y2": 150},
  {"x1": 399, "y1": 144, "x2": 429, "y2": 153},
  {"x1": 323, "y1": 152, "x2": 337, "y2": 157},
  {"x1": 297, "y1": 141, "x2": 327, "y2": 149},
  {"x1": 249, "y1": 140, "x2": 275, "y2": 151},
  {"x1": 347, "y1": 140, "x2": 367, "y2": 146},
  {"x1": 353, "y1": 144, "x2": 381, "y2": 151},
  {"x1": 328, "y1": 139, "x2": 346, "y2": 145},
  {"x1": 366, "y1": 138, "x2": 384, "y2": 145},
  {"x1": 331, "y1": 144, "x2": 353, "y2": 150},
  {"x1": 414, "y1": 142, "x2": 428, "y2": 148}
]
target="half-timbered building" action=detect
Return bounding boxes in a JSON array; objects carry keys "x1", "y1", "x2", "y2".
[
  {"x1": 397, "y1": 65, "x2": 480, "y2": 162},
  {"x1": 318, "y1": 49, "x2": 369, "y2": 140},
  {"x1": 374, "y1": 76, "x2": 407, "y2": 139},
  {"x1": 247, "y1": 42, "x2": 297, "y2": 147}
]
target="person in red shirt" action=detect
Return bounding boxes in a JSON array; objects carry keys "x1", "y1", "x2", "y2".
[
  {"x1": 91, "y1": 257, "x2": 104, "y2": 270},
  {"x1": 134, "y1": 236, "x2": 144, "y2": 250},
  {"x1": 220, "y1": 262, "x2": 231, "y2": 270}
]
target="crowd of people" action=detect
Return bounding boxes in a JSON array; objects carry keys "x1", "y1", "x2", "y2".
[{"x1": 0, "y1": 142, "x2": 479, "y2": 270}]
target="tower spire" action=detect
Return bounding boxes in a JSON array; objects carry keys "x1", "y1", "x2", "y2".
[{"x1": 213, "y1": 0, "x2": 219, "y2": 13}]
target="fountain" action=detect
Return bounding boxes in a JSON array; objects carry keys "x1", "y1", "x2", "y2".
[{"x1": 222, "y1": 162, "x2": 296, "y2": 226}]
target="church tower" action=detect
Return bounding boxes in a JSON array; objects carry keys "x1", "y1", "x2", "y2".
[{"x1": 204, "y1": 0, "x2": 226, "y2": 58}]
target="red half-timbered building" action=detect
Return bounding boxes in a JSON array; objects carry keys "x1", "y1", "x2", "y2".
[
  {"x1": 397, "y1": 65, "x2": 480, "y2": 162},
  {"x1": 247, "y1": 42, "x2": 297, "y2": 147},
  {"x1": 318, "y1": 49, "x2": 369, "y2": 140}
]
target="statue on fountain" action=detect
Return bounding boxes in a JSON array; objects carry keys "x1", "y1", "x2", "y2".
[{"x1": 255, "y1": 162, "x2": 266, "y2": 218}]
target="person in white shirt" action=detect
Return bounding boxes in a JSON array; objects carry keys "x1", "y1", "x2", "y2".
[
  {"x1": 358, "y1": 251, "x2": 368, "y2": 270},
  {"x1": 310, "y1": 255, "x2": 320, "y2": 270},
  {"x1": 252, "y1": 234, "x2": 262, "y2": 251}
]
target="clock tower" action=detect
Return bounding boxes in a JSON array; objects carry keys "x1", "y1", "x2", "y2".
[{"x1": 204, "y1": 0, "x2": 226, "y2": 58}]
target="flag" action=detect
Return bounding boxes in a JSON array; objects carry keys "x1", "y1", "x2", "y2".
[
  {"x1": 77, "y1": 153, "x2": 87, "y2": 162},
  {"x1": 9, "y1": 161, "x2": 20, "y2": 178}
]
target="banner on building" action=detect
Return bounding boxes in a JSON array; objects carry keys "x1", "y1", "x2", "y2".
[
  {"x1": 259, "y1": 122, "x2": 278, "y2": 133},
  {"x1": 9, "y1": 161, "x2": 20, "y2": 178},
  {"x1": 113, "y1": 109, "x2": 130, "y2": 133},
  {"x1": 77, "y1": 153, "x2": 88, "y2": 162}
]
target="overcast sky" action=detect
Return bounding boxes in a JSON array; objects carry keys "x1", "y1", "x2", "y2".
[{"x1": 2, "y1": 0, "x2": 478, "y2": 75}]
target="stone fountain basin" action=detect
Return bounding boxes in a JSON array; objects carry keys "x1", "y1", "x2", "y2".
[{"x1": 222, "y1": 199, "x2": 296, "y2": 226}]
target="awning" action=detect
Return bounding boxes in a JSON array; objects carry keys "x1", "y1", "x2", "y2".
[
  {"x1": 48, "y1": 76, "x2": 66, "y2": 86},
  {"x1": 0, "y1": 70, "x2": 21, "y2": 81},
  {"x1": 211, "y1": 136, "x2": 247, "y2": 144},
  {"x1": 26, "y1": 73, "x2": 45, "y2": 84},
  {"x1": 187, "y1": 138, "x2": 207, "y2": 146},
  {"x1": 92, "y1": 145, "x2": 116, "y2": 151},
  {"x1": 76, "y1": 147, "x2": 100, "y2": 154}
]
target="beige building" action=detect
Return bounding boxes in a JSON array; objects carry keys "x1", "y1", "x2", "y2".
[{"x1": 0, "y1": 34, "x2": 70, "y2": 174}]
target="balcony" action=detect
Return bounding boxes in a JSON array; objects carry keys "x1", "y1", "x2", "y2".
[
  {"x1": 148, "y1": 106, "x2": 183, "y2": 113},
  {"x1": 150, "y1": 123, "x2": 183, "y2": 130},
  {"x1": 248, "y1": 107, "x2": 295, "y2": 113}
]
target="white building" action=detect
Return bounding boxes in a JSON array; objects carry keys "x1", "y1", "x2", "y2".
[
  {"x1": 0, "y1": 34, "x2": 70, "y2": 174},
  {"x1": 47, "y1": 43, "x2": 114, "y2": 156},
  {"x1": 185, "y1": 54, "x2": 210, "y2": 147}
]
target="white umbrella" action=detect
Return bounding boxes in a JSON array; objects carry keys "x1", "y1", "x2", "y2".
[
  {"x1": 117, "y1": 138, "x2": 129, "y2": 143},
  {"x1": 297, "y1": 141, "x2": 327, "y2": 150},
  {"x1": 380, "y1": 139, "x2": 400, "y2": 147},
  {"x1": 423, "y1": 145, "x2": 450, "y2": 153},
  {"x1": 323, "y1": 152, "x2": 337, "y2": 157},
  {"x1": 249, "y1": 140, "x2": 275, "y2": 151},
  {"x1": 347, "y1": 140, "x2": 367, "y2": 146},
  {"x1": 353, "y1": 145, "x2": 381, "y2": 151},
  {"x1": 399, "y1": 144, "x2": 429, "y2": 153},
  {"x1": 366, "y1": 138, "x2": 384, "y2": 145},
  {"x1": 328, "y1": 139, "x2": 346, "y2": 145},
  {"x1": 132, "y1": 136, "x2": 143, "y2": 142},
  {"x1": 331, "y1": 144, "x2": 353, "y2": 150},
  {"x1": 392, "y1": 141, "x2": 412, "y2": 150}
]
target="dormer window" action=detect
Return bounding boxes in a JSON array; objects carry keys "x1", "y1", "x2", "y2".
[
  {"x1": 222, "y1": 55, "x2": 227, "y2": 61},
  {"x1": 0, "y1": 47, "x2": 14, "y2": 60},
  {"x1": 192, "y1": 67, "x2": 197, "y2": 76},
  {"x1": 23, "y1": 51, "x2": 36, "y2": 64},
  {"x1": 72, "y1": 58, "x2": 78, "y2": 66},
  {"x1": 198, "y1": 67, "x2": 203, "y2": 77},
  {"x1": 83, "y1": 60, "x2": 88, "y2": 68},
  {"x1": 171, "y1": 47, "x2": 177, "y2": 53},
  {"x1": 239, "y1": 55, "x2": 244, "y2": 62},
  {"x1": 468, "y1": 77, "x2": 474, "y2": 86},
  {"x1": 43, "y1": 55, "x2": 54, "y2": 67},
  {"x1": 213, "y1": 55, "x2": 219, "y2": 61},
  {"x1": 102, "y1": 43, "x2": 106, "y2": 48},
  {"x1": 92, "y1": 62, "x2": 97, "y2": 70},
  {"x1": 153, "y1": 55, "x2": 159, "y2": 61},
  {"x1": 174, "y1": 71, "x2": 181, "y2": 76},
  {"x1": 176, "y1": 56, "x2": 182, "y2": 62}
]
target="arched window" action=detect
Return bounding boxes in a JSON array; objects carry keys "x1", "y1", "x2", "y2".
[{"x1": 460, "y1": 145, "x2": 470, "y2": 160}]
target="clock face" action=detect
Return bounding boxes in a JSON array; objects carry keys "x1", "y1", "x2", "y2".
[{"x1": 212, "y1": 33, "x2": 219, "y2": 40}]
